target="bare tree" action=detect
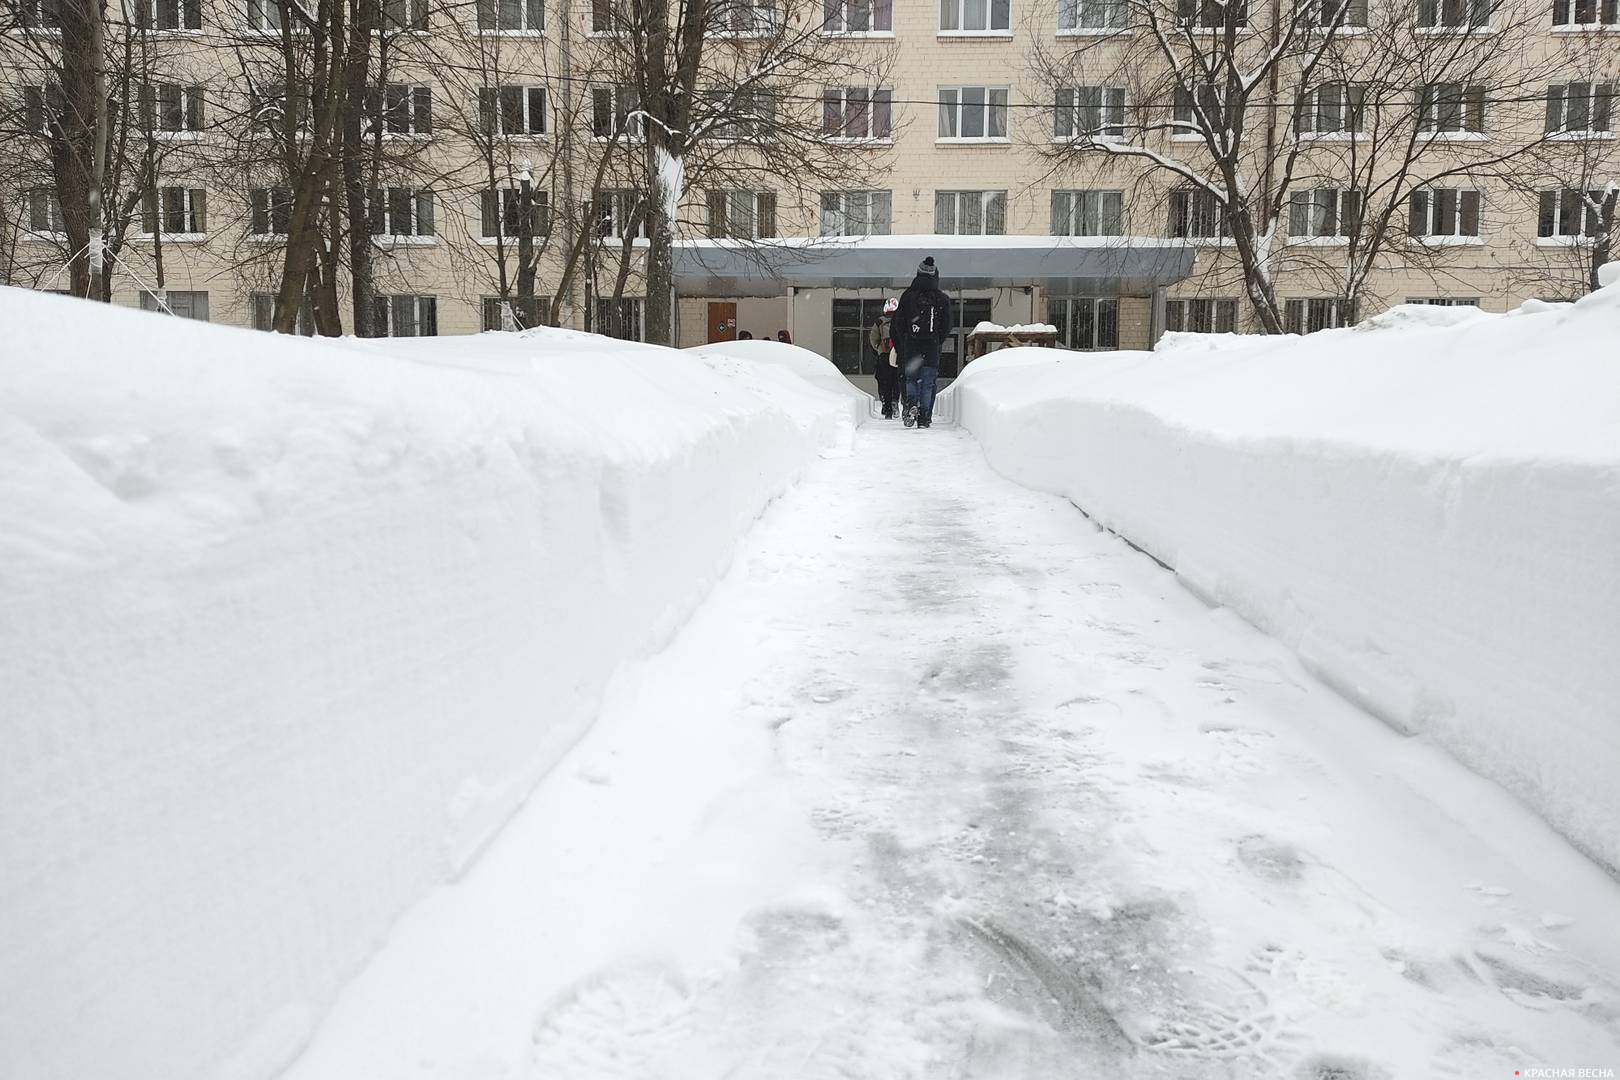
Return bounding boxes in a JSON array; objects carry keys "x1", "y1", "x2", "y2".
[{"x1": 1034, "y1": 0, "x2": 1562, "y2": 331}]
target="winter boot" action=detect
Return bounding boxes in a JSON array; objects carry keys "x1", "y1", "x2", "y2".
[
  {"x1": 881, "y1": 402, "x2": 894, "y2": 419},
  {"x1": 903, "y1": 403, "x2": 917, "y2": 428}
]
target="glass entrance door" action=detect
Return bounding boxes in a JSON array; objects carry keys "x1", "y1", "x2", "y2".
[
  {"x1": 940, "y1": 297, "x2": 991, "y2": 378},
  {"x1": 832, "y1": 296, "x2": 887, "y2": 374}
]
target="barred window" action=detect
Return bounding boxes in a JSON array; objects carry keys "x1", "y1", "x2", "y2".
[
  {"x1": 707, "y1": 190, "x2": 777, "y2": 239},
  {"x1": 1165, "y1": 298, "x2": 1237, "y2": 332},
  {"x1": 935, "y1": 190, "x2": 1007, "y2": 235},
  {"x1": 1285, "y1": 298, "x2": 1346, "y2": 334},
  {"x1": 372, "y1": 295, "x2": 438, "y2": 336},
  {"x1": 1168, "y1": 189, "x2": 1229, "y2": 238},
  {"x1": 1048, "y1": 297, "x2": 1119, "y2": 348}
]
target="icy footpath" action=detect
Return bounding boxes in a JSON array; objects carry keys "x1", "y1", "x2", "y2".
[
  {"x1": 0, "y1": 289, "x2": 854, "y2": 1080},
  {"x1": 947, "y1": 288, "x2": 1620, "y2": 877},
  {"x1": 280, "y1": 422, "x2": 1620, "y2": 1079}
]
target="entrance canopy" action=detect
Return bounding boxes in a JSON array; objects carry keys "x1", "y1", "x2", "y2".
[{"x1": 673, "y1": 234, "x2": 1195, "y2": 297}]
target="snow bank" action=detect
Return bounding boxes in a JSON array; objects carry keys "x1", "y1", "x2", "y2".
[
  {"x1": 0, "y1": 289, "x2": 851, "y2": 1080},
  {"x1": 947, "y1": 289, "x2": 1620, "y2": 874},
  {"x1": 688, "y1": 339, "x2": 869, "y2": 444}
]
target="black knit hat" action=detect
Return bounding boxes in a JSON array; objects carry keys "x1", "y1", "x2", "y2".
[{"x1": 917, "y1": 256, "x2": 938, "y2": 280}]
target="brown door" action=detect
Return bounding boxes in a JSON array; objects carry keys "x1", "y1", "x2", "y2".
[{"x1": 707, "y1": 302, "x2": 737, "y2": 343}]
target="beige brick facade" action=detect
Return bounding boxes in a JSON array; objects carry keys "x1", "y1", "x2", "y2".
[{"x1": 3, "y1": 0, "x2": 1613, "y2": 355}]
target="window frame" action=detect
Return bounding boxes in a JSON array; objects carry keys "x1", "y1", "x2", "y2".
[
  {"x1": 372, "y1": 294, "x2": 439, "y2": 337},
  {"x1": 1164, "y1": 297, "x2": 1238, "y2": 333},
  {"x1": 1047, "y1": 296, "x2": 1120, "y2": 349},
  {"x1": 476, "y1": 0, "x2": 544, "y2": 32},
  {"x1": 27, "y1": 187, "x2": 65, "y2": 235},
  {"x1": 1537, "y1": 187, "x2": 1611, "y2": 239},
  {"x1": 1544, "y1": 81, "x2": 1616, "y2": 136},
  {"x1": 1167, "y1": 188, "x2": 1230, "y2": 240},
  {"x1": 481, "y1": 85, "x2": 549, "y2": 137},
  {"x1": 134, "y1": 0, "x2": 204, "y2": 32},
  {"x1": 593, "y1": 188, "x2": 650, "y2": 239},
  {"x1": 1055, "y1": 85, "x2": 1126, "y2": 141},
  {"x1": 1284, "y1": 297, "x2": 1346, "y2": 334},
  {"x1": 1416, "y1": 0, "x2": 1492, "y2": 31},
  {"x1": 1288, "y1": 186, "x2": 1363, "y2": 240},
  {"x1": 593, "y1": 296, "x2": 645, "y2": 340},
  {"x1": 939, "y1": 0, "x2": 1012, "y2": 32},
  {"x1": 479, "y1": 186, "x2": 551, "y2": 240},
  {"x1": 1552, "y1": 0, "x2": 1619, "y2": 25},
  {"x1": 938, "y1": 85, "x2": 1011, "y2": 142},
  {"x1": 822, "y1": 86, "x2": 893, "y2": 141},
  {"x1": 368, "y1": 186, "x2": 436, "y2": 240},
  {"x1": 591, "y1": 85, "x2": 645, "y2": 140},
  {"x1": 1050, "y1": 189, "x2": 1125, "y2": 235},
  {"x1": 1418, "y1": 82, "x2": 1487, "y2": 135},
  {"x1": 1407, "y1": 187, "x2": 1483, "y2": 240},
  {"x1": 706, "y1": 189, "x2": 777, "y2": 239},
  {"x1": 481, "y1": 295, "x2": 549, "y2": 330},
  {"x1": 822, "y1": 0, "x2": 893, "y2": 30},
  {"x1": 141, "y1": 185, "x2": 208, "y2": 238},
  {"x1": 819, "y1": 190, "x2": 893, "y2": 236},
  {"x1": 1296, "y1": 81, "x2": 1367, "y2": 136},
  {"x1": 1057, "y1": 0, "x2": 1128, "y2": 32},
  {"x1": 934, "y1": 189, "x2": 1009, "y2": 235}
]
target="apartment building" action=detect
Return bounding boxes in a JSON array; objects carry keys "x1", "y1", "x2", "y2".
[{"x1": 2, "y1": 0, "x2": 1613, "y2": 373}]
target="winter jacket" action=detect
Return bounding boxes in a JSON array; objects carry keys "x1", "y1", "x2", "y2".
[
  {"x1": 868, "y1": 316, "x2": 892, "y2": 357},
  {"x1": 892, "y1": 275, "x2": 952, "y2": 367}
]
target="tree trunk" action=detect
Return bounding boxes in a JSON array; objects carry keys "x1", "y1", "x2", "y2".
[
  {"x1": 342, "y1": 0, "x2": 378, "y2": 335},
  {"x1": 57, "y1": 0, "x2": 106, "y2": 299},
  {"x1": 1590, "y1": 189, "x2": 1618, "y2": 294}
]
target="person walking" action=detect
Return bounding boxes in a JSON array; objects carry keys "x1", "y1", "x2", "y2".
[
  {"x1": 891, "y1": 257, "x2": 952, "y2": 429},
  {"x1": 869, "y1": 298, "x2": 901, "y2": 419},
  {"x1": 776, "y1": 329, "x2": 793, "y2": 344}
]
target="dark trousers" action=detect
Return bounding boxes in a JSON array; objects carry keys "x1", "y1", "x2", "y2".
[
  {"x1": 874, "y1": 361, "x2": 901, "y2": 409},
  {"x1": 904, "y1": 356, "x2": 938, "y2": 420}
]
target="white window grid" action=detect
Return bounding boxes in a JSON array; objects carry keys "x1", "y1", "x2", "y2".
[
  {"x1": 1409, "y1": 188, "x2": 1482, "y2": 236},
  {"x1": 819, "y1": 190, "x2": 892, "y2": 235},
  {"x1": 1417, "y1": 0, "x2": 1490, "y2": 28},
  {"x1": 369, "y1": 187, "x2": 435, "y2": 236},
  {"x1": 707, "y1": 190, "x2": 776, "y2": 239},
  {"x1": 1056, "y1": 86, "x2": 1125, "y2": 139},
  {"x1": 935, "y1": 189, "x2": 1008, "y2": 234},
  {"x1": 1297, "y1": 82, "x2": 1366, "y2": 134},
  {"x1": 1284, "y1": 297, "x2": 1346, "y2": 333},
  {"x1": 476, "y1": 0, "x2": 543, "y2": 30},
  {"x1": 373, "y1": 295, "x2": 438, "y2": 336},
  {"x1": 1165, "y1": 298, "x2": 1238, "y2": 332},
  {"x1": 1545, "y1": 82, "x2": 1615, "y2": 134},
  {"x1": 1289, "y1": 187, "x2": 1362, "y2": 237},
  {"x1": 483, "y1": 86, "x2": 548, "y2": 136},
  {"x1": 1058, "y1": 0, "x2": 1127, "y2": 30},
  {"x1": 939, "y1": 86, "x2": 1009, "y2": 140},
  {"x1": 1168, "y1": 189, "x2": 1229, "y2": 238},
  {"x1": 1553, "y1": 0, "x2": 1618, "y2": 23},
  {"x1": 1419, "y1": 83, "x2": 1486, "y2": 133},
  {"x1": 142, "y1": 186, "x2": 207, "y2": 235},
  {"x1": 1051, "y1": 190, "x2": 1124, "y2": 235},
  {"x1": 822, "y1": 0, "x2": 892, "y2": 29},
  {"x1": 824, "y1": 87, "x2": 893, "y2": 140},
  {"x1": 941, "y1": 0, "x2": 1010, "y2": 30}
]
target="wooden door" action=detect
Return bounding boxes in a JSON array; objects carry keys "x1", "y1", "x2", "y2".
[{"x1": 707, "y1": 302, "x2": 737, "y2": 343}]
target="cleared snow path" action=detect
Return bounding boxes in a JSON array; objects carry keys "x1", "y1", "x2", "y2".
[{"x1": 283, "y1": 423, "x2": 1620, "y2": 1080}]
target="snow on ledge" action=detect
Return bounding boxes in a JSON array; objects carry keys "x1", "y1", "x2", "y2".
[{"x1": 947, "y1": 286, "x2": 1620, "y2": 874}]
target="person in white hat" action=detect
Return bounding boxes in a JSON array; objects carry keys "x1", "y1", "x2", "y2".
[{"x1": 869, "y1": 297, "x2": 901, "y2": 419}]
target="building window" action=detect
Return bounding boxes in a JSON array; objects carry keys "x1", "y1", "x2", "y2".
[
  {"x1": 382, "y1": 0, "x2": 428, "y2": 28},
  {"x1": 1538, "y1": 188, "x2": 1610, "y2": 236},
  {"x1": 1289, "y1": 188, "x2": 1361, "y2": 237},
  {"x1": 1168, "y1": 188, "x2": 1229, "y2": 238},
  {"x1": 18, "y1": 0, "x2": 63, "y2": 29},
  {"x1": 820, "y1": 190, "x2": 892, "y2": 235},
  {"x1": 1297, "y1": 82, "x2": 1366, "y2": 134},
  {"x1": 1178, "y1": 0, "x2": 1248, "y2": 25},
  {"x1": 476, "y1": 0, "x2": 542, "y2": 30},
  {"x1": 27, "y1": 188, "x2": 64, "y2": 233},
  {"x1": 706, "y1": 90, "x2": 776, "y2": 141},
  {"x1": 591, "y1": 0, "x2": 617, "y2": 30},
  {"x1": 480, "y1": 187, "x2": 550, "y2": 238},
  {"x1": 245, "y1": 0, "x2": 281, "y2": 31},
  {"x1": 1165, "y1": 298, "x2": 1237, "y2": 332},
  {"x1": 250, "y1": 187, "x2": 293, "y2": 234},
  {"x1": 1553, "y1": 0, "x2": 1619, "y2": 23},
  {"x1": 1051, "y1": 190, "x2": 1123, "y2": 235},
  {"x1": 250, "y1": 292, "x2": 315, "y2": 333},
  {"x1": 372, "y1": 295, "x2": 438, "y2": 336},
  {"x1": 1545, "y1": 82, "x2": 1615, "y2": 135},
  {"x1": 140, "y1": 290, "x2": 209, "y2": 319},
  {"x1": 1172, "y1": 85, "x2": 1225, "y2": 137},
  {"x1": 941, "y1": 0, "x2": 1011, "y2": 30},
  {"x1": 141, "y1": 186, "x2": 207, "y2": 235},
  {"x1": 1059, "y1": 0, "x2": 1127, "y2": 29},
  {"x1": 1409, "y1": 188, "x2": 1481, "y2": 236},
  {"x1": 1299, "y1": 0, "x2": 1367, "y2": 25},
  {"x1": 1417, "y1": 0, "x2": 1489, "y2": 27},
  {"x1": 938, "y1": 86, "x2": 1009, "y2": 140},
  {"x1": 712, "y1": 0, "x2": 777, "y2": 33},
  {"x1": 935, "y1": 190, "x2": 1007, "y2": 234},
  {"x1": 367, "y1": 84, "x2": 432, "y2": 135},
  {"x1": 135, "y1": 0, "x2": 202, "y2": 30},
  {"x1": 823, "y1": 87, "x2": 893, "y2": 139},
  {"x1": 1418, "y1": 83, "x2": 1485, "y2": 133},
  {"x1": 1055, "y1": 86, "x2": 1125, "y2": 139},
  {"x1": 1406, "y1": 296, "x2": 1480, "y2": 306},
  {"x1": 138, "y1": 82, "x2": 205, "y2": 134},
  {"x1": 479, "y1": 86, "x2": 548, "y2": 136},
  {"x1": 592, "y1": 86, "x2": 644, "y2": 138},
  {"x1": 593, "y1": 188, "x2": 648, "y2": 238},
  {"x1": 1048, "y1": 297, "x2": 1118, "y2": 348},
  {"x1": 23, "y1": 83, "x2": 65, "y2": 134},
  {"x1": 368, "y1": 187, "x2": 434, "y2": 237},
  {"x1": 594, "y1": 297, "x2": 644, "y2": 340},
  {"x1": 823, "y1": 0, "x2": 892, "y2": 29},
  {"x1": 481, "y1": 295, "x2": 548, "y2": 330},
  {"x1": 1285, "y1": 298, "x2": 1345, "y2": 333},
  {"x1": 247, "y1": 90, "x2": 303, "y2": 138},
  {"x1": 707, "y1": 190, "x2": 776, "y2": 239}
]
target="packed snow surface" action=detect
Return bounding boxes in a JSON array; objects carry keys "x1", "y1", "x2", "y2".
[
  {"x1": 949, "y1": 286, "x2": 1620, "y2": 874},
  {"x1": 279, "y1": 423, "x2": 1620, "y2": 1079},
  {"x1": 0, "y1": 289, "x2": 856, "y2": 1080}
]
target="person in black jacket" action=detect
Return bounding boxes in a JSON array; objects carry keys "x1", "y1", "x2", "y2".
[{"x1": 891, "y1": 257, "x2": 952, "y2": 429}]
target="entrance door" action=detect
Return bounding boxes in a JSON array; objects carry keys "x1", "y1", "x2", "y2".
[
  {"x1": 940, "y1": 297, "x2": 991, "y2": 378},
  {"x1": 832, "y1": 295, "x2": 886, "y2": 374},
  {"x1": 707, "y1": 302, "x2": 737, "y2": 343}
]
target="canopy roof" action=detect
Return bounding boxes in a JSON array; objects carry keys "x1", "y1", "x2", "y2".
[{"x1": 673, "y1": 234, "x2": 1195, "y2": 297}]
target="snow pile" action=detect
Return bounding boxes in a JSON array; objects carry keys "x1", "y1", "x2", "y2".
[
  {"x1": 687, "y1": 338, "x2": 868, "y2": 446},
  {"x1": 1350, "y1": 302, "x2": 1489, "y2": 334},
  {"x1": 1153, "y1": 330, "x2": 1264, "y2": 353},
  {"x1": 946, "y1": 288, "x2": 1620, "y2": 874},
  {"x1": 0, "y1": 288, "x2": 851, "y2": 1080},
  {"x1": 970, "y1": 321, "x2": 1058, "y2": 335}
]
